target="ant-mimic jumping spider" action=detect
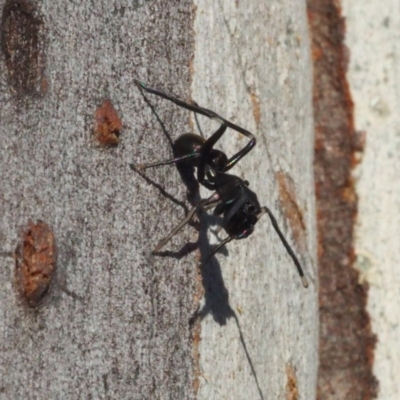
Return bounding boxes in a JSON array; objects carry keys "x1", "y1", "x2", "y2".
[{"x1": 132, "y1": 80, "x2": 308, "y2": 288}]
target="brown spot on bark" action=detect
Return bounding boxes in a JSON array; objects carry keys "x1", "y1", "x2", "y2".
[
  {"x1": 307, "y1": 1, "x2": 378, "y2": 399},
  {"x1": 94, "y1": 100, "x2": 122, "y2": 147},
  {"x1": 276, "y1": 171, "x2": 307, "y2": 252},
  {"x1": 250, "y1": 91, "x2": 261, "y2": 127},
  {"x1": 286, "y1": 364, "x2": 299, "y2": 400},
  {"x1": 1, "y1": 0, "x2": 47, "y2": 97},
  {"x1": 15, "y1": 220, "x2": 56, "y2": 307},
  {"x1": 191, "y1": 316, "x2": 201, "y2": 394}
]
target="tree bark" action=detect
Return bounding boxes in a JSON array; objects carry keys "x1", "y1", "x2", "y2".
[
  {"x1": 0, "y1": 1, "x2": 317, "y2": 399},
  {"x1": 342, "y1": 1, "x2": 400, "y2": 398},
  {"x1": 192, "y1": 1, "x2": 317, "y2": 399}
]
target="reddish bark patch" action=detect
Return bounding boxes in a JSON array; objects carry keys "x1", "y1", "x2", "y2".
[
  {"x1": 93, "y1": 100, "x2": 122, "y2": 147},
  {"x1": 15, "y1": 220, "x2": 56, "y2": 307},
  {"x1": 286, "y1": 364, "x2": 299, "y2": 400},
  {"x1": 1, "y1": 0, "x2": 47, "y2": 97},
  {"x1": 307, "y1": 1, "x2": 378, "y2": 399},
  {"x1": 249, "y1": 91, "x2": 261, "y2": 127},
  {"x1": 276, "y1": 171, "x2": 307, "y2": 252}
]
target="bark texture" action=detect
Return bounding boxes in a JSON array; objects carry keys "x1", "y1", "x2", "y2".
[
  {"x1": 0, "y1": 1, "x2": 317, "y2": 399},
  {"x1": 307, "y1": 1, "x2": 378, "y2": 399},
  {"x1": 343, "y1": 1, "x2": 400, "y2": 398},
  {"x1": 192, "y1": 1, "x2": 317, "y2": 399},
  {"x1": 0, "y1": 1, "x2": 196, "y2": 399}
]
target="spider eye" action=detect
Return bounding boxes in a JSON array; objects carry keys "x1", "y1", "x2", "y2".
[
  {"x1": 247, "y1": 204, "x2": 256, "y2": 213},
  {"x1": 208, "y1": 150, "x2": 228, "y2": 170}
]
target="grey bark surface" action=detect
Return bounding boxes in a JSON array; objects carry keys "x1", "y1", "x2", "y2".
[
  {"x1": 192, "y1": 2, "x2": 318, "y2": 399},
  {"x1": 0, "y1": 1, "x2": 317, "y2": 399},
  {"x1": 0, "y1": 1, "x2": 196, "y2": 399}
]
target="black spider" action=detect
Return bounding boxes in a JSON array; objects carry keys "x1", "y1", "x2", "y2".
[{"x1": 132, "y1": 81, "x2": 308, "y2": 288}]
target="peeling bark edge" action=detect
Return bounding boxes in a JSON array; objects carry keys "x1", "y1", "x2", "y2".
[{"x1": 307, "y1": 1, "x2": 378, "y2": 399}]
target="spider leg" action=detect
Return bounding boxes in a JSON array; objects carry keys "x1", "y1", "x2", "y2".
[
  {"x1": 200, "y1": 236, "x2": 233, "y2": 267},
  {"x1": 197, "y1": 123, "x2": 227, "y2": 189},
  {"x1": 135, "y1": 80, "x2": 256, "y2": 171},
  {"x1": 153, "y1": 192, "x2": 220, "y2": 253},
  {"x1": 130, "y1": 153, "x2": 200, "y2": 171},
  {"x1": 259, "y1": 207, "x2": 308, "y2": 288}
]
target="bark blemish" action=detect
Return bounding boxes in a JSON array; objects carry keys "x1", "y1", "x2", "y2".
[
  {"x1": 94, "y1": 99, "x2": 122, "y2": 147},
  {"x1": 276, "y1": 171, "x2": 307, "y2": 252},
  {"x1": 286, "y1": 364, "x2": 299, "y2": 400},
  {"x1": 15, "y1": 220, "x2": 56, "y2": 307},
  {"x1": 1, "y1": 0, "x2": 47, "y2": 97}
]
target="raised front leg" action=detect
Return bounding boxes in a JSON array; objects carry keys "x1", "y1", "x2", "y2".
[{"x1": 135, "y1": 80, "x2": 256, "y2": 172}]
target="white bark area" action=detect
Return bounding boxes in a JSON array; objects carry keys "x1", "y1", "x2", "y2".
[
  {"x1": 192, "y1": 1, "x2": 318, "y2": 399},
  {"x1": 342, "y1": 1, "x2": 400, "y2": 398}
]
